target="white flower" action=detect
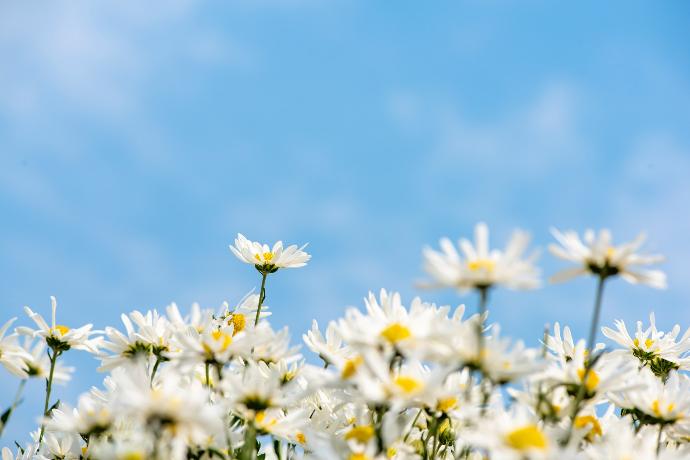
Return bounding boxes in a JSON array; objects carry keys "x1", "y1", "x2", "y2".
[
  {"x1": 16, "y1": 296, "x2": 101, "y2": 353},
  {"x1": 303, "y1": 320, "x2": 349, "y2": 366},
  {"x1": 609, "y1": 369, "x2": 690, "y2": 425},
  {"x1": 229, "y1": 233, "x2": 310, "y2": 270},
  {"x1": 19, "y1": 338, "x2": 74, "y2": 383},
  {"x1": 602, "y1": 313, "x2": 690, "y2": 373},
  {"x1": 549, "y1": 228, "x2": 666, "y2": 288},
  {"x1": 0, "y1": 317, "x2": 31, "y2": 378},
  {"x1": 422, "y1": 222, "x2": 540, "y2": 292},
  {"x1": 465, "y1": 406, "x2": 559, "y2": 460}
]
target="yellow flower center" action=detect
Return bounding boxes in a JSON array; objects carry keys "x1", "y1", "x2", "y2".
[
  {"x1": 380, "y1": 323, "x2": 411, "y2": 343},
  {"x1": 255, "y1": 252, "x2": 274, "y2": 263},
  {"x1": 437, "y1": 397, "x2": 458, "y2": 412},
  {"x1": 255, "y1": 411, "x2": 277, "y2": 429},
  {"x1": 605, "y1": 247, "x2": 615, "y2": 259},
  {"x1": 345, "y1": 425, "x2": 375, "y2": 443},
  {"x1": 505, "y1": 425, "x2": 548, "y2": 451},
  {"x1": 574, "y1": 415, "x2": 602, "y2": 440},
  {"x1": 577, "y1": 368, "x2": 600, "y2": 392},
  {"x1": 296, "y1": 432, "x2": 307, "y2": 444},
  {"x1": 211, "y1": 330, "x2": 232, "y2": 351},
  {"x1": 341, "y1": 355, "x2": 363, "y2": 379},
  {"x1": 467, "y1": 259, "x2": 495, "y2": 272},
  {"x1": 387, "y1": 447, "x2": 397, "y2": 458},
  {"x1": 53, "y1": 325, "x2": 70, "y2": 336},
  {"x1": 121, "y1": 451, "x2": 145, "y2": 460},
  {"x1": 633, "y1": 338, "x2": 654, "y2": 349},
  {"x1": 228, "y1": 313, "x2": 246, "y2": 335},
  {"x1": 652, "y1": 400, "x2": 676, "y2": 418},
  {"x1": 394, "y1": 375, "x2": 423, "y2": 394},
  {"x1": 349, "y1": 454, "x2": 370, "y2": 460}
]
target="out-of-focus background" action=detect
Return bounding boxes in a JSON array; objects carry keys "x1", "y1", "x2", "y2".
[{"x1": 1, "y1": 0, "x2": 689, "y2": 443}]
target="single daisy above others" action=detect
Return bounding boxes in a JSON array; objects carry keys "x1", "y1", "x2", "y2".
[
  {"x1": 229, "y1": 233, "x2": 311, "y2": 273},
  {"x1": 422, "y1": 222, "x2": 541, "y2": 292},
  {"x1": 548, "y1": 228, "x2": 666, "y2": 288}
]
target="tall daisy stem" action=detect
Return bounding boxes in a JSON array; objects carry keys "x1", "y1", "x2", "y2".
[
  {"x1": 564, "y1": 274, "x2": 607, "y2": 444},
  {"x1": 39, "y1": 348, "x2": 60, "y2": 443},
  {"x1": 254, "y1": 272, "x2": 268, "y2": 326}
]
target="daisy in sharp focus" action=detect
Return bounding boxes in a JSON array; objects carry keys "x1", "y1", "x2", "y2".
[
  {"x1": 549, "y1": 228, "x2": 666, "y2": 288},
  {"x1": 602, "y1": 313, "x2": 690, "y2": 376},
  {"x1": 230, "y1": 233, "x2": 311, "y2": 273},
  {"x1": 422, "y1": 222, "x2": 541, "y2": 293}
]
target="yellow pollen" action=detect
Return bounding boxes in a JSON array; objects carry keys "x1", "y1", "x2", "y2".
[
  {"x1": 380, "y1": 323, "x2": 411, "y2": 343},
  {"x1": 53, "y1": 325, "x2": 70, "y2": 336},
  {"x1": 255, "y1": 251, "x2": 274, "y2": 262},
  {"x1": 387, "y1": 447, "x2": 397, "y2": 458},
  {"x1": 394, "y1": 375, "x2": 423, "y2": 394},
  {"x1": 633, "y1": 338, "x2": 654, "y2": 349},
  {"x1": 341, "y1": 356, "x2": 363, "y2": 379},
  {"x1": 211, "y1": 330, "x2": 232, "y2": 351},
  {"x1": 121, "y1": 452, "x2": 145, "y2": 460},
  {"x1": 577, "y1": 368, "x2": 600, "y2": 392},
  {"x1": 574, "y1": 415, "x2": 602, "y2": 440},
  {"x1": 605, "y1": 247, "x2": 615, "y2": 259},
  {"x1": 652, "y1": 400, "x2": 675, "y2": 418},
  {"x1": 467, "y1": 259, "x2": 495, "y2": 272},
  {"x1": 255, "y1": 411, "x2": 277, "y2": 428},
  {"x1": 505, "y1": 425, "x2": 548, "y2": 451},
  {"x1": 349, "y1": 454, "x2": 370, "y2": 460},
  {"x1": 437, "y1": 397, "x2": 458, "y2": 412},
  {"x1": 345, "y1": 425, "x2": 375, "y2": 443},
  {"x1": 228, "y1": 313, "x2": 246, "y2": 335},
  {"x1": 296, "y1": 432, "x2": 307, "y2": 444}
]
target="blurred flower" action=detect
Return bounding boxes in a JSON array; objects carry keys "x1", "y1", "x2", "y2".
[
  {"x1": 422, "y1": 222, "x2": 540, "y2": 293},
  {"x1": 549, "y1": 228, "x2": 666, "y2": 288}
]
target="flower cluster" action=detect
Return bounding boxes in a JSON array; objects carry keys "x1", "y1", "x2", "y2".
[{"x1": 1, "y1": 226, "x2": 688, "y2": 460}]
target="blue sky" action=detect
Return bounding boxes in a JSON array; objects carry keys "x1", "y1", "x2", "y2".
[{"x1": 1, "y1": 0, "x2": 690, "y2": 443}]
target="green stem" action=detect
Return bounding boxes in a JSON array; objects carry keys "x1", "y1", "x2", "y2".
[
  {"x1": 150, "y1": 356, "x2": 162, "y2": 385},
  {"x1": 254, "y1": 272, "x2": 268, "y2": 326},
  {"x1": 205, "y1": 362, "x2": 211, "y2": 388},
  {"x1": 39, "y1": 349, "x2": 59, "y2": 443},
  {"x1": 564, "y1": 275, "x2": 607, "y2": 444},
  {"x1": 0, "y1": 379, "x2": 27, "y2": 437},
  {"x1": 476, "y1": 286, "x2": 489, "y2": 366},
  {"x1": 403, "y1": 408, "x2": 423, "y2": 442}
]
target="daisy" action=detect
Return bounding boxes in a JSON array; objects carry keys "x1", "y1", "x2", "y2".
[
  {"x1": 20, "y1": 338, "x2": 74, "y2": 384},
  {"x1": 422, "y1": 222, "x2": 541, "y2": 293},
  {"x1": 303, "y1": 319, "x2": 349, "y2": 366},
  {"x1": 549, "y1": 228, "x2": 666, "y2": 288},
  {"x1": 16, "y1": 296, "x2": 101, "y2": 353},
  {"x1": 0, "y1": 317, "x2": 31, "y2": 378},
  {"x1": 609, "y1": 369, "x2": 690, "y2": 425},
  {"x1": 229, "y1": 233, "x2": 311, "y2": 272},
  {"x1": 602, "y1": 313, "x2": 690, "y2": 376}
]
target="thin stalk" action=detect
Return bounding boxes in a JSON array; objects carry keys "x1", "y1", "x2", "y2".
[
  {"x1": 205, "y1": 362, "x2": 211, "y2": 388},
  {"x1": 0, "y1": 379, "x2": 27, "y2": 437},
  {"x1": 39, "y1": 349, "x2": 60, "y2": 443},
  {"x1": 564, "y1": 275, "x2": 607, "y2": 444},
  {"x1": 150, "y1": 356, "x2": 162, "y2": 385},
  {"x1": 403, "y1": 408, "x2": 423, "y2": 442},
  {"x1": 656, "y1": 424, "x2": 664, "y2": 456},
  {"x1": 254, "y1": 272, "x2": 268, "y2": 326}
]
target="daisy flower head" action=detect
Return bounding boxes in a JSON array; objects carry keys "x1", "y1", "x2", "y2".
[
  {"x1": 602, "y1": 313, "x2": 690, "y2": 378},
  {"x1": 422, "y1": 222, "x2": 541, "y2": 293},
  {"x1": 17, "y1": 296, "x2": 101, "y2": 354},
  {"x1": 230, "y1": 233, "x2": 310, "y2": 274},
  {"x1": 549, "y1": 228, "x2": 666, "y2": 288}
]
